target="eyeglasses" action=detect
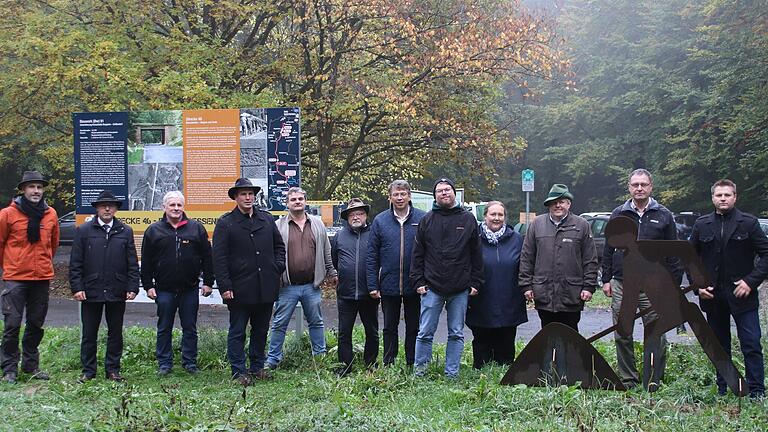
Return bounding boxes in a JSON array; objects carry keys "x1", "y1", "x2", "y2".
[
  {"x1": 629, "y1": 182, "x2": 651, "y2": 189},
  {"x1": 435, "y1": 188, "x2": 453, "y2": 194}
]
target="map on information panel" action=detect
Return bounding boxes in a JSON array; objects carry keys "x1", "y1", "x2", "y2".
[{"x1": 265, "y1": 107, "x2": 301, "y2": 211}]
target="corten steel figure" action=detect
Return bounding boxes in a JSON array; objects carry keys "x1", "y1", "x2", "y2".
[
  {"x1": 606, "y1": 216, "x2": 747, "y2": 396},
  {"x1": 501, "y1": 216, "x2": 747, "y2": 396}
]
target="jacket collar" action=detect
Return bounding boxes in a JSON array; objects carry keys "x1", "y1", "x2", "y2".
[
  {"x1": 621, "y1": 197, "x2": 660, "y2": 214},
  {"x1": 12, "y1": 196, "x2": 50, "y2": 211}
]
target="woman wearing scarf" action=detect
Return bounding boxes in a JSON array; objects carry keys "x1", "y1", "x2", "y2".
[{"x1": 466, "y1": 201, "x2": 526, "y2": 369}]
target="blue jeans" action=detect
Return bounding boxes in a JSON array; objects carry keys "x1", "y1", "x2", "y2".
[
  {"x1": 414, "y1": 289, "x2": 469, "y2": 378},
  {"x1": 155, "y1": 290, "x2": 199, "y2": 370},
  {"x1": 227, "y1": 302, "x2": 273, "y2": 377},
  {"x1": 266, "y1": 283, "x2": 325, "y2": 366},
  {"x1": 707, "y1": 300, "x2": 765, "y2": 397}
]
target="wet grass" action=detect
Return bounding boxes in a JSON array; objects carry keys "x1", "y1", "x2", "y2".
[{"x1": 0, "y1": 325, "x2": 766, "y2": 431}]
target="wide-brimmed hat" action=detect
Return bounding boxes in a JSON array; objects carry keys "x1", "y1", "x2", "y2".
[
  {"x1": 340, "y1": 198, "x2": 370, "y2": 219},
  {"x1": 228, "y1": 178, "x2": 261, "y2": 199},
  {"x1": 543, "y1": 184, "x2": 574, "y2": 206},
  {"x1": 91, "y1": 190, "x2": 123, "y2": 208},
  {"x1": 17, "y1": 170, "x2": 49, "y2": 189}
]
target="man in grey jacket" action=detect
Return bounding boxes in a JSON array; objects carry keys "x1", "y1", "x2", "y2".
[
  {"x1": 266, "y1": 187, "x2": 337, "y2": 368},
  {"x1": 520, "y1": 184, "x2": 598, "y2": 331}
]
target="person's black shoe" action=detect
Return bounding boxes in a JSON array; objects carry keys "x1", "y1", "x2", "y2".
[
  {"x1": 233, "y1": 374, "x2": 251, "y2": 386},
  {"x1": 2, "y1": 372, "x2": 17, "y2": 384},
  {"x1": 158, "y1": 368, "x2": 172, "y2": 376},
  {"x1": 106, "y1": 372, "x2": 125, "y2": 382},
  {"x1": 78, "y1": 373, "x2": 96, "y2": 384},
  {"x1": 184, "y1": 366, "x2": 200, "y2": 375},
  {"x1": 26, "y1": 369, "x2": 50, "y2": 380},
  {"x1": 334, "y1": 365, "x2": 352, "y2": 377},
  {"x1": 249, "y1": 369, "x2": 273, "y2": 381}
]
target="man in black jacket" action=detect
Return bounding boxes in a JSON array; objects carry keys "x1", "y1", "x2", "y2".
[
  {"x1": 141, "y1": 191, "x2": 214, "y2": 375},
  {"x1": 70, "y1": 190, "x2": 139, "y2": 382},
  {"x1": 331, "y1": 198, "x2": 378, "y2": 376},
  {"x1": 689, "y1": 179, "x2": 768, "y2": 398},
  {"x1": 601, "y1": 168, "x2": 682, "y2": 391},
  {"x1": 213, "y1": 179, "x2": 285, "y2": 385},
  {"x1": 411, "y1": 177, "x2": 483, "y2": 378}
]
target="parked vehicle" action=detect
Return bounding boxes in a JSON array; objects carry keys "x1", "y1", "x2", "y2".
[
  {"x1": 673, "y1": 212, "x2": 700, "y2": 240},
  {"x1": 58, "y1": 211, "x2": 76, "y2": 246},
  {"x1": 580, "y1": 211, "x2": 611, "y2": 218},
  {"x1": 585, "y1": 215, "x2": 609, "y2": 265},
  {"x1": 759, "y1": 219, "x2": 768, "y2": 236}
]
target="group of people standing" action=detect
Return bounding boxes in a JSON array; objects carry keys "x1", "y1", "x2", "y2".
[{"x1": 1, "y1": 169, "x2": 765, "y2": 398}]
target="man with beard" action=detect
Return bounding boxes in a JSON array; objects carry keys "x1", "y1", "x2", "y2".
[
  {"x1": 411, "y1": 177, "x2": 483, "y2": 378},
  {"x1": 0, "y1": 171, "x2": 59, "y2": 384}
]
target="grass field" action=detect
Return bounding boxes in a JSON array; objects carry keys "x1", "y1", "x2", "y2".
[{"x1": 0, "y1": 325, "x2": 766, "y2": 431}]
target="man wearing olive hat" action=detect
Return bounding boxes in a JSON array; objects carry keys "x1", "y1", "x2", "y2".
[
  {"x1": 70, "y1": 190, "x2": 139, "y2": 382},
  {"x1": 331, "y1": 198, "x2": 378, "y2": 376},
  {"x1": 0, "y1": 171, "x2": 59, "y2": 384},
  {"x1": 519, "y1": 183, "x2": 598, "y2": 331},
  {"x1": 213, "y1": 178, "x2": 285, "y2": 385}
]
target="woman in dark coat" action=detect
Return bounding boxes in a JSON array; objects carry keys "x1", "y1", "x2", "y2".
[{"x1": 466, "y1": 201, "x2": 527, "y2": 369}]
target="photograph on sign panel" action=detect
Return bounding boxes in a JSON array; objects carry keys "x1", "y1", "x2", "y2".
[{"x1": 126, "y1": 110, "x2": 184, "y2": 210}]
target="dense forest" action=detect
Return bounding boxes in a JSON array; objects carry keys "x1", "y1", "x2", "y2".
[{"x1": 1, "y1": 0, "x2": 766, "y2": 216}]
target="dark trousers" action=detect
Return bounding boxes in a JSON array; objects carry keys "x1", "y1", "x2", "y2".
[
  {"x1": 537, "y1": 310, "x2": 581, "y2": 332},
  {"x1": 469, "y1": 326, "x2": 517, "y2": 369},
  {"x1": 80, "y1": 301, "x2": 126, "y2": 377},
  {"x1": 227, "y1": 302, "x2": 273, "y2": 377},
  {"x1": 155, "y1": 289, "x2": 199, "y2": 370},
  {"x1": 1, "y1": 280, "x2": 49, "y2": 374},
  {"x1": 381, "y1": 294, "x2": 420, "y2": 365},
  {"x1": 707, "y1": 300, "x2": 765, "y2": 397},
  {"x1": 337, "y1": 298, "x2": 380, "y2": 370}
]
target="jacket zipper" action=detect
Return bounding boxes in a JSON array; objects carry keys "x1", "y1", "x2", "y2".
[
  {"x1": 355, "y1": 232, "x2": 360, "y2": 300},
  {"x1": 399, "y1": 223, "x2": 405, "y2": 295}
]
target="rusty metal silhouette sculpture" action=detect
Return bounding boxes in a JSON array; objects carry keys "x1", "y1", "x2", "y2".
[{"x1": 502, "y1": 216, "x2": 747, "y2": 397}]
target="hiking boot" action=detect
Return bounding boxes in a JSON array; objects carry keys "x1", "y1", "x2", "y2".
[
  {"x1": 234, "y1": 374, "x2": 251, "y2": 386},
  {"x1": 27, "y1": 369, "x2": 50, "y2": 380},
  {"x1": 157, "y1": 368, "x2": 172, "y2": 376},
  {"x1": 249, "y1": 369, "x2": 273, "y2": 381},
  {"x1": 184, "y1": 366, "x2": 200, "y2": 375},
  {"x1": 78, "y1": 374, "x2": 96, "y2": 384}
]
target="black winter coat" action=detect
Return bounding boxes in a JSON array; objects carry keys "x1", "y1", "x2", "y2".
[
  {"x1": 332, "y1": 224, "x2": 371, "y2": 300},
  {"x1": 366, "y1": 204, "x2": 426, "y2": 297},
  {"x1": 140, "y1": 213, "x2": 214, "y2": 292},
  {"x1": 410, "y1": 205, "x2": 483, "y2": 296},
  {"x1": 212, "y1": 207, "x2": 286, "y2": 304},
  {"x1": 69, "y1": 218, "x2": 140, "y2": 302},
  {"x1": 689, "y1": 208, "x2": 768, "y2": 315},
  {"x1": 467, "y1": 226, "x2": 527, "y2": 328}
]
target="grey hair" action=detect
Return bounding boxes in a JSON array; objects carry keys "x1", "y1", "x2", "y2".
[
  {"x1": 162, "y1": 190, "x2": 185, "y2": 206},
  {"x1": 628, "y1": 168, "x2": 653, "y2": 184},
  {"x1": 286, "y1": 187, "x2": 307, "y2": 198},
  {"x1": 388, "y1": 180, "x2": 411, "y2": 195},
  {"x1": 483, "y1": 200, "x2": 506, "y2": 216}
]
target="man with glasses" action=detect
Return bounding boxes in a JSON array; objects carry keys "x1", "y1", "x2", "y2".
[
  {"x1": 601, "y1": 168, "x2": 682, "y2": 391},
  {"x1": 520, "y1": 184, "x2": 598, "y2": 331},
  {"x1": 411, "y1": 177, "x2": 483, "y2": 378}
]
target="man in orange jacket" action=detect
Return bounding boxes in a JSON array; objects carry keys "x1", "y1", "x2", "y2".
[{"x1": 0, "y1": 171, "x2": 59, "y2": 384}]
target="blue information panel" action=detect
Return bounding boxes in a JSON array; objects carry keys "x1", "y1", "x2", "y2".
[{"x1": 73, "y1": 112, "x2": 129, "y2": 214}]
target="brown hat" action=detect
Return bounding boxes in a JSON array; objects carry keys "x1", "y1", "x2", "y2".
[
  {"x1": 340, "y1": 198, "x2": 370, "y2": 219},
  {"x1": 228, "y1": 178, "x2": 261, "y2": 199},
  {"x1": 17, "y1": 170, "x2": 49, "y2": 189}
]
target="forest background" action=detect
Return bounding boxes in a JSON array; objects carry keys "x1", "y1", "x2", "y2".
[{"x1": 1, "y1": 0, "x2": 766, "y2": 217}]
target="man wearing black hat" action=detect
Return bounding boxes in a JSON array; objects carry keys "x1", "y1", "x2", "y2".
[
  {"x1": 519, "y1": 183, "x2": 598, "y2": 331},
  {"x1": 411, "y1": 177, "x2": 483, "y2": 378},
  {"x1": 331, "y1": 198, "x2": 378, "y2": 376},
  {"x1": 213, "y1": 178, "x2": 285, "y2": 385},
  {"x1": 0, "y1": 171, "x2": 59, "y2": 384},
  {"x1": 69, "y1": 190, "x2": 139, "y2": 382}
]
